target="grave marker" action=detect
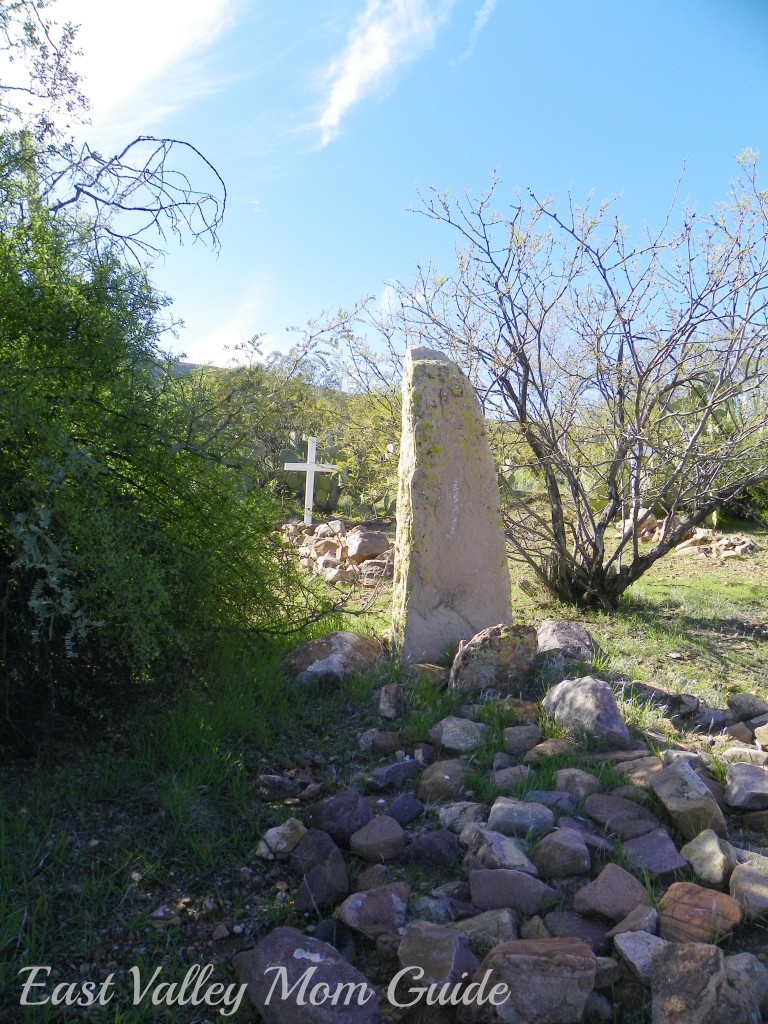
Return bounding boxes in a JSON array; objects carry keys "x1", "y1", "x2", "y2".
[{"x1": 284, "y1": 437, "x2": 338, "y2": 526}]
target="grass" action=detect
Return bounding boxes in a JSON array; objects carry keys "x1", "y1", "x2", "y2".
[{"x1": 3, "y1": 531, "x2": 768, "y2": 1022}]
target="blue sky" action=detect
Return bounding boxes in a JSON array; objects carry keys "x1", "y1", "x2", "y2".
[{"x1": 50, "y1": 0, "x2": 768, "y2": 365}]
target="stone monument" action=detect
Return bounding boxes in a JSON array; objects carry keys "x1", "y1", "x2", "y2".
[{"x1": 392, "y1": 346, "x2": 513, "y2": 663}]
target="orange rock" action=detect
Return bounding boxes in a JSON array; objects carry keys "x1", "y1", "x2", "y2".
[{"x1": 658, "y1": 881, "x2": 743, "y2": 943}]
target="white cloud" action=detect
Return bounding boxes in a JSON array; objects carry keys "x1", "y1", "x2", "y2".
[
  {"x1": 51, "y1": 0, "x2": 241, "y2": 141},
  {"x1": 318, "y1": 0, "x2": 455, "y2": 146},
  {"x1": 452, "y1": 0, "x2": 498, "y2": 65}
]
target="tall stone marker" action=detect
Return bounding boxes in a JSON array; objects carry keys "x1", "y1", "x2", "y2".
[{"x1": 392, "y1": 346, "x2": 513, "y2": 663}]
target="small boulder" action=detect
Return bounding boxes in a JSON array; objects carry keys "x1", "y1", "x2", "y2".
[
  {"x1": 680, "y1": 829, "x2": 738, "y2": 887},
  {"x1": 416, "y1": 758, "x2": 473, "y2": 802},
  {"x1": 650, "y1": 941, "x2": 760, "y2": 1024},
  {"x1": 573, "y1": 863, "x2": 649, "y2": 923},
  {"x1": 349, "y1": 816, "x2": 405, "y2": 862},
  {"x1": 542, "y1": 675, "x2": 630, "y2": 749},
  {"x1": 238, "y1": 927, "x2": 379, "y2": 1024},
  {"x1": 285, "y1": 632, "x2": 384, "y2": 686},
  {"x1": 651, "y1": 759, "x2": 728, "y2": 839},
  {"x1": 337, "y1": 882, "x2": 410, "y2": 939},
  {"x1": 487, "y1": 796, "x2": 555, "y2": 838},
  {"x1": 305, "y1": 791, "x2": 375, "y2": 847},
  {"x1": 346, "y1": 527, "x2": 390, "y2": 564},
  {"x1": 397, "y1": 920, "x2": 479, "y2": 986},
  {"x1": 469, "y1": 868, "x2": 557, "y2": 915},
  {"x1": 725, "y1": 762, "x2": 768, "y2": 810},
  {"x1": 537, "y1": 619, "x2": 597, "y2": 664},
  {"x1": 255, "y1": 818, "x2": 307, "y2": 860},
  {"x1": 428, "y1": 715, "x2": 490, "y2": 753},
  {"x1": 449, "y1": 623, "x2": 538, "y2": 695},
  {"x1": 657, "y1": 881, "x2": 743, "y2": 943},
  {"x1": 531, "y1": 828, "x2": 591, "y2": 879},
  {"x1": 460, "y1": 938, "x2": 596, "y2": 1024}
]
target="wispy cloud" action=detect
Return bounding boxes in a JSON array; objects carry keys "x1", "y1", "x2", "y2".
[
  {"x1": 318, "y1": 0, "x2": 455, "y2": 146},
  {"x1": 452, "y1": 0, "x2": 498, "y2": 65},
  {"x1": 53, "y1": 0, "x2": 241, "y2": 142}
]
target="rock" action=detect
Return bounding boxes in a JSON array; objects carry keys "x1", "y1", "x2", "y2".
[
  {"x1": 573, "y1": 863, "x2": 649, "y2": 923},
  {"x1": 460, "y1": 938, "x2": 596, "y2": 1024},
  {"x1": 726, "y1": 721, "x2": 756, "y2": 744},
  {"x1": 397, "y1": 920, "x2": 479, "y2": 985},
  {"x1": 255, "y1": 818, "x2": 307, "y2": 860},
  {"x1": 346, "y1": 527, "x2": 390, "y2": 564},
  {"x1": 657, "y1": 881, "x2": 743, "y2": 942},
  {"x1": 541, "y1": 676, "x2": 630, "y2": 749},
  {"x1": 725, "y1": 953, "x2": 768, "y2": 1018},
  {"x1": 295, "y1": 857, "x2": 351, "y2": 912},
  {"x1": 391, "y1": 347, "x2": 513, "y2": 663},
  {"x1": 583, "y1": 792, "x2": 661, "y2": 839},
  {"x1": 612, "y1": 930, "x2": 670, "y2": 985},
  {"x1": 404, "y1": 662, "x2": 451, "y2": 686},
  {"x1": 438, "y1": 802, "x2": 489, "y2": 833},
  {"x1": 583, "y1": 991, "x2": 613, "y2": 1022},
  {"x1": 428, "y1": 715, "x2": 490, "y2": 753},
  {"x1": 468, "y1": 868, "x2": 557, "y2": 914},
  {"x1": 238, "y1": 927, "x2": 380, "y2": 1024},
  {"x1": 522, "y1": 738, "x2": 577, "y2": 761},
  {"x1": 605, "y1": 904, "x2": 658, "y2": 938},
  {"x1": 621, "y1": 828, "x2": 688, "y2": 882},
  {"x1": 285, "y1": 632, "x2": 385, "y2": 686},
  {"x1": 349, "y1": 816, "x2": 405, "y2": 861},
  {"x1": 313, "y1": 918, "x2": 356, "y2": 961},
  {"x1": 447, "y1": 908, "x2": 519, "y2": 950},
  {"x1": 305, "y1": 791, "x2": 375, "y2": 847},
  {"x1": 493, "y1": 765, "x2": 534, "y2": 792},
  {"x1": 531, "y1": 828, "x2": 591, "y2": 878},
  {"x1": 520, "y1": 915, "x2": 551, "y2": 940},
  {"x1": 680, "y1": 829, "x2": 738, "y2": 886},
  {"x1": 291, "y1": 830, "x2": 351, "y2": 911},
  {"x1": 720, "y1": 745, "x2": 768, "y2": 766},
  {"x1": 650, "y1": 758, "x2": 728, "y2": 839},
  {"x1": 555, "y1": 768, "x2": 602, "y2": 800},
  {"x1": 366, "y1": 760, "x2": 419, "y2": 792},
  {"x1": 543, "y1": 911, "x2": 610, "y2": 954},
  {"x1": 725, "y1": 763, "x2": 768, "y2": 810},
  {"x1": 594, "y1": 956, "x2": 622, "y2": 990},
  {"x1": 449, "y1": 623, "x2": 538, "y2": 695},
  {"x1": 487, "y1": 796, "x2": 555, "y2": 838},
  {"x1": 398, "y1": 829, "x2": 460, "y2": 871},
  {"x1": 416, "y1": 759, "x2": 472, "y2": 802},
  {"x1": 463, "y1": 829, "x2": 538, "y2": 875},
  {"x1": 536, "y1": 619, "x2": 597, "y2": 663},
  {"x1": 557, "y1": 818, "x2": 616, "y2": 857},
  {"x1": 619, "y1": 755, "x2": 664, "y2": 789},
  {"x1": 337, "y1": 882, "x2": 410, "y2": 939},
  {"x1": 256, "y1": 774, "x2": 300, "y2": 800},
  {"x1": 503, "y1": 724, "x2": 542, "y2": 757},
  {"x1": 729, "y1": 862, "x2": 768, "y2": 920},
  {"x1": 524, "y1": 789, "x2": 579, "y2": 814},
  {"x1": 355, "y1": 864, "x2": 392, "y2": 891},
  {"x1": 650, "y1": 942, "x2": 760, "y2": 1024},
  {"x1": 728, "y1": 693, "x2": 768, "y2": 722},
  {"x1": 387, "y1": 793, "x2": 425, "y2": 827},
  {"x1": 378, "y1": 683, "x2": 403, "y2": 719}
]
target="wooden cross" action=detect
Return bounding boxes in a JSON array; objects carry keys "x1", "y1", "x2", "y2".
[{"x1": 284, "y1": 437, "x2": 338, "y2": 526}]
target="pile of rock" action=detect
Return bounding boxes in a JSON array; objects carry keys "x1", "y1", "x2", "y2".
[
  {"x1": 282, "y1": 519, "x2": 394, "y2": 587},
  {"x1": 241, "y1": 622, "x2": 768, "y2": 1023},
  {"x1": 614, "y1": 510, "x2": 756, "y2": 558}
]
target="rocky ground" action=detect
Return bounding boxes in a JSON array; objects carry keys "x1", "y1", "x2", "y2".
[{"x1": 243, "y1": 618, "x2": 768, "y2": 1024}]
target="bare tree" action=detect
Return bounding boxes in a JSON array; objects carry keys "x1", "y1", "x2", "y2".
[
  {"x1": 1, "y1": 0, "x2": 225, "y2": 257},
  {"x1": 366, "y1": 155, "x2": 768, "y2": 609}
]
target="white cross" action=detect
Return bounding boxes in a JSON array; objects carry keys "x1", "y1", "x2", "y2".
[{"x1": 284, "y1": 437, "x2": 338, "y2": 526}]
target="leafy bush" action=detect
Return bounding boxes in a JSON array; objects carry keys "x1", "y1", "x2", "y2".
[{"x1": 0, "y1": 199, "x2": 319, "y2": 751}]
